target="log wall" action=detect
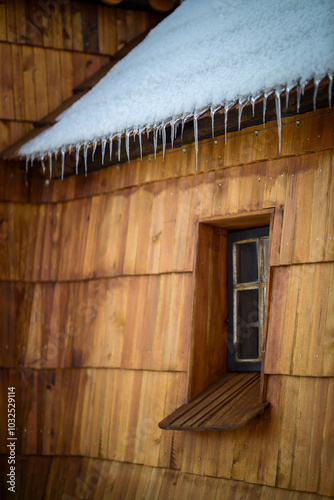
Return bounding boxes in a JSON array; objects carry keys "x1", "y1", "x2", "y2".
[
  {"x1": 0, "y1": 0, "x2": 162, "y2": 151},
  {"x1": 0, "y1": 105, "x2": 333, "y2": 496}
]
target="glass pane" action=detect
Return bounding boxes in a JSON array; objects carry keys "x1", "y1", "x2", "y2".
[
  {"x1": 235, "y1": 241, "x2": 258, "y2": 284},
  {"x1": 236, "y1": 289, "x2": 259, "y2": 360},
  {"x1": 262, "y1": 238, "x2": 269, "y2": 282}
]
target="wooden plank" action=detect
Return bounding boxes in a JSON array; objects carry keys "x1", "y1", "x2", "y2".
[
  {"x1": 160, "y1": 373, "x2": 268, "y2": 431},
  {"x1": 45, "y1": 49, "x2": 61, "y2": 114},
  {"x1": 0, "y1": 43, "x2": 15, "y2": 119},
  {"x1": 0, "y1": 3, "x2": 7, "y2": 41},
  {"x1": 21, "y1": 45, "x2": 36, "y2": 121},
  {"x1": 265, "y1": 263, "x2": 334, "y2": 377}
]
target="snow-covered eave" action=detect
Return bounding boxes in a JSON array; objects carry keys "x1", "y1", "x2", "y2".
[{"x1": 14, "y1": 73, "x2": 333, "y2": 180}]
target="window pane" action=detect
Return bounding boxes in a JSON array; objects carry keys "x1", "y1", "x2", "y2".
[
  {"x1": 262, "y1": 238, "x2": 269, "y2": 282},
  {"x1": 236, "y1": 289, "x2": 259, "y2": 360},
  {"x1": 235, "y1": 241, "x2": 258, "y2": 284}
]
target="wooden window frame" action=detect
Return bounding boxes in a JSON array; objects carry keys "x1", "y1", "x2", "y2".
[
  {"x1": 159, "y1": 208, "x2": 276, "y2": 432},
  {"x1": 227, "y1": 226, "x2": 269, "y2": 372}
]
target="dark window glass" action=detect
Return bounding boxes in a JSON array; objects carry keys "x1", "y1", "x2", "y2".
[
  {"x1": 235, "y1": 241, "x2": 258, "y2": 284},
  {"x1": 236, "y1": 289, "x2": 259, "y2": 360}
]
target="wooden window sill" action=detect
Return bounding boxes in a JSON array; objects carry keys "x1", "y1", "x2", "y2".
[{"x1": 158, "y1": 372, "x2": 269, "y2": 431}]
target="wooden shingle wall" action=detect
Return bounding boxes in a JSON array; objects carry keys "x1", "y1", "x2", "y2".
[
  {"x1": 0, "y1": 0, "x2": 162, "y2": 152},
  {"x1": 0, "y1": 102, "x2": 333, "y2": 498}
]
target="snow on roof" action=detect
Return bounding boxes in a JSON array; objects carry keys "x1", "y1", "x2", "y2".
[{"x1": 19, "y1": 0, "x2": 334, "y2": 176}]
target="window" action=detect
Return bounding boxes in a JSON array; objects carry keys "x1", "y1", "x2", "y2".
[
  {"x1": 227, "y1": 227, "x2": 269, "y2": 372},
  {"x1": 159, "y1": 210, "x2": 274, "y2": 431}
]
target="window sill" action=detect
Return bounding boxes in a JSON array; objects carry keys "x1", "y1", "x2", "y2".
[{"x1": 158, "y1": 372, "x2": 269, "y2": 431}]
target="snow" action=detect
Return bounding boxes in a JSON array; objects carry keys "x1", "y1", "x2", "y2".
[{"x1": 18, "y1": 0, "x2": 334, "y2": 171}]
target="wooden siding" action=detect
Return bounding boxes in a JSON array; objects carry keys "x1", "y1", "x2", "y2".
[
  {"x1": 0, "y1": 274, "x2": 193, "y2": 371},
  {"x1": 1, "y1": 107, "x2": 333, "y2": 498},
  {"x1": 0, "y1": 0, "x2": 162, "y2": 152},
  {"x1": 0, "y1": 371, "x2": 333, "y2": 496},
  {"x1": 265, "y1": 263, "x2": 334, "y2": 377},
  {"x1": 0, "y1": 0, "x2": 162, "y2": 54},
  {"x1": 1, "y1": 456, "x2": 331, "y2": 500}
]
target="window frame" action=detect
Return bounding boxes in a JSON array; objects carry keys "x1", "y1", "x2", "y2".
[{"x1": 227, "y1": 226, "x2": 270, "y2": 372}]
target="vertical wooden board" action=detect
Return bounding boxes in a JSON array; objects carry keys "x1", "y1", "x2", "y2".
[
  {"x1": 139, "y1": 274, "x2": 161, "y2": 370},
  {"x1": 45, "y1": 49, "x2": 62, "y2": 113},
  {"x1": 81, "y1": 4, "x2": 98, "y2": 53},
  {"x1": 10, "y1": 44, "x2": 25, "y2": 120},
  {"x1": 71, "y1": 2, "x2": 83, "y2": 52},
  {"x1": 82, "y1": 195, "x2": 107, "y2": 278},
  {"x1": 33, "y1": 47, "x2": 48, "y2": 119},
  {"x1": 307, "y1": 264, "x2": 333, "y2": 376},
  {"x1": 115, "y1": 8, "x2": 126, "y2": 50},
  {"x1": 291, "y1": 265, "x2": 317, "y2": 374},
  {"x1": 162, "y1": 274, "x2": 189, "y2": 372},
  {"x1": 318, "y1": 378, "x2": 334, "y2": 497},
  {"x1": 172, "y1": 176, "x2": 193, "y2": 270},
  {"x1": 50, "y1": 5, "x2": 63, "y2": 49},
  {"x1": 15, "y1": 0, "x2": 27, "y2": 44},
  {"x1": 58, "y1": 197, "x2": 92, "y2": 280},
  {"x1": 265, "y1": 266, "x2": 297, "y2": 374},
  {"x1": 6, "y1": 0, "x2": 16, "y2": 43},
  {"x1": 21, "y1": 45, "x2": 36, "y2": 121},
  {"x1": 0, "y1": 4, "x2": 7, "y2": 41},
  {"x1": 72, "y1": 51, "x2": 86, "y2": 87},
  {"x1": 120, "y1": 276, "x2": 144, "y2": 368},
  {"x1": 275, "y1": 376, "x2": 300, "y2": 489},
  {"x1": 159, "y1": 178, "x2": 179, "y2": 273},
  {"x1": 97, "y1": 5, "x2": 117, "y2": 55},
  {"x1": 146, "y1": 181, "x2": 166, "y2": 274},
  {"x1": 323, "y1": 264, "x2": 334, "y2": 376},
  {"x1": 122, "y1": 188, "x2": 144, "y2": 275},
  {"x1": 61, "y1": 2, "x2": 73, "y2": 50},
  {"x1": 1, "y1": 43, "x2": 15, "y2": 119},
  {"x1": 135, "y1": 184, "x2": 155, "y2": 275},
  {"x1": 292, "y1": 378, "x2": 329, "y2": 493},
  {"x1": 308, "y1": 153, "x2": 331, "y2": 262}
]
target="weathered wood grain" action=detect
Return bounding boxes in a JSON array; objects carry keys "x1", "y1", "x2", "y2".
[{"x1": 265, "y1": 263, "x2": 334, "y2": 376}]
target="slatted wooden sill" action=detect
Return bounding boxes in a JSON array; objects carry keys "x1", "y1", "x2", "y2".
[{"x1": 159, "y1": 372, "x2": 269, "y2": 431}]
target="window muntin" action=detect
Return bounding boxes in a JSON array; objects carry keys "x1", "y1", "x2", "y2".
[{"x1": 227, "y1": 227, "x2": 269, "y2": 372}]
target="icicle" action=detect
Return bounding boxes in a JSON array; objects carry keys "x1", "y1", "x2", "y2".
[
  {"x1": 238, "y1": 98, "x2": 248, "y2": 131},
  {"x1": 297, "y1": 82, "x2": 305, "y2": 113},
  {"x1": 48, "y1": 152, "x2": 52, "y2": 180},
  {"x1": 251, "y1": 95, "x2": 260, "y2": 117},
  {"x1": 83, "y1": 142, "x2": 88, "y2": 176},
  {"x1": 31, "y1": 154, "x2": 35, "y2": 168},
  {"x1": 75, "y1": 144, "x2": 80, "y2": 175},
  {"x1": 139, "y1": 128, "x2": 143, "y2": 160},
  {"x1": 117, "y1": 134, "x2": 122, "y2": 162},
  {"x1": 224, "y1": 101, "x2": 234, "y2": 145},
  {"x1": 125, "y1": 130, "x2": 130, "y2": 163},
  {"x1": 285, "y1": 83, "x2": 295, "y2": 109},
  {"x1": 313, "y1": 77, "x2": 321, "y2": 110},
  {"x1": 162, "y1": 123, "x2": 167, "y2": 160},
  {"x1": 170, "y1": 119, "x2": 175, "y2": 149},
  {"x1": 146, "y1": 128, "x2": 150, "y2": 139},
  {"x1": 153, "y1": 127, "x2": 158, "y2": 159},
  {"x1": 275, "y1": 89, "x2": 283, "y2": 155},
  {"x1": 210, "y1": 105, "x2": 220, "y2": 138},
  {"x1": 25, "y1": 157, "x2": 29, "y2": 173},
  {"x1": 40, "y1": 156, "x2": 45, "y2": 175},
  {"x1": 174, "y1": 121, "x2": 179, "y2": 140},
  {"x1": 108, "y1": 137, "x2": 113, "y2": 161},
  {"x1": 328, "y1": 74, "x2": 333, "y2": 108},
  {"x1": 262, "y1": 91, "x2": 271, "y2": 124},
  {"x1": 92, "y1": 140, "x2": 97, "y2": 162},
  {"x1": 181, "y1": 116, "x2": 186, "y2": 139},
  {"x1": 193, "y1": 114, "x2": 199, "y2": 170},
  {"x1": 61, "y1": 148, "x2": 65, "y2": 180},
  {"x1": 101, "y1": 138, "x2": 106, "y2": 165}
]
